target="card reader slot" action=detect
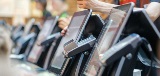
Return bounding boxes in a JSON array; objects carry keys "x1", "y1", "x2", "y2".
[{"x1": 63, "y1": 35, "x2": 96, "y2": 57}]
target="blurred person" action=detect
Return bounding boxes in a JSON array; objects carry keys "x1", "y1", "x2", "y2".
[
  {"x1": 35, "y1": 0, "x2": 52, "y2": 21},
  {"x1": 0, "y1": 26, "x2": 36, "y2": 76},
  {"x1": 58, "y1": 17, "x2": 71, "y2": 29},
  {"x1": 0, "y1": 26, "x2": 12, "y2": 76},
  {"x1": 0, "y1": 26, "x2": 19, "y2": 76},
  {"x1": 52, "y1": 0, "x2": 68, "y2": 16},
  {"x1": 145, "y1": 2, "x2": 160, "y2": 21},
  {"x1": 76, "y1": 0, "x2": 160, "y2": 20},
  {"x1": 61, "y1": 25, "x2": 68, "y2": 36},
  {"x1": 52, "y1": 0, "x2": 72, "y2": 29}
]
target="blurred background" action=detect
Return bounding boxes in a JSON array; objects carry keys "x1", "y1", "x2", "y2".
[
  {"x1": 0, "y1": 0, "x2": 76, "y2": 26},
  {"x1": 0, "y1": 0, "x2": 112, "y2": 26},
  {"x1": 0, "y1": 0, "x2": 41, "y2": 26}
]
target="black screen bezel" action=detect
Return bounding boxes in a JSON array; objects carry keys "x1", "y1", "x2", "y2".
[
  {"x1": 124, "y1": 9, "x2": 160, "y2": 54},
  {"x1": 48, "y1": 9, "x2": 92, "y2": 75},
  {"x1": 27, "y1": 16, "x2": 59, "y2": 63},
  {"x1": 154, "y1": 16, "x2": 160, "y2": 33},
  {"x1": 81, "y1": 3, "x2": 134, "y2": 76}
]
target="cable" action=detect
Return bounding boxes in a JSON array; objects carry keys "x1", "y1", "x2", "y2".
[
  {"x1": 141, "y1": 38, "x2": 160, "y2": 65},
  {"x1": 141, "y1": 37, "x2": 160, "y2": 76}
]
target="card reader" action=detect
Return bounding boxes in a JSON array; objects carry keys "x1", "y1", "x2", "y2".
[{"x1": 63, "y1": 35, "x2": 96, "y2": 57}]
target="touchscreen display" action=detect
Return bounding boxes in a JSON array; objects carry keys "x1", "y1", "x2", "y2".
[
  {"x1": 84, "y1": 8, "x2": 127, "y2": 76},
  {"x1": 51, "y1": 15, "x2": 86, "y2": 69},
  {"x1": 28, "y1": 20, "x2": 54, "y2": 62}
]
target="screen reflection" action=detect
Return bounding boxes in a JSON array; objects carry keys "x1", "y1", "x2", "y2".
[{"x1": 84, "y1": 8, "x2": 126, "y2": 76}]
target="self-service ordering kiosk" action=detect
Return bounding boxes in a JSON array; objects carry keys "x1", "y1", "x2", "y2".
[
  {"x1": 122, "y1": 9, "x2": 160, "y2": 76},
  {"x1": 43, "y1": 9, "x2": 105, "y2": 76},
  {"x1": 9, "y1": 2, "x2": 160, "y2": 76},
  {"x1": 11, "y1": 19, "x2": 38, "y2": 54},
  {"x1": 77, "y1": 3, "x2": 134, "y2": 76},
  {"x1": 27, "y1": 16, "x2": 60, "y2": 67}
]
